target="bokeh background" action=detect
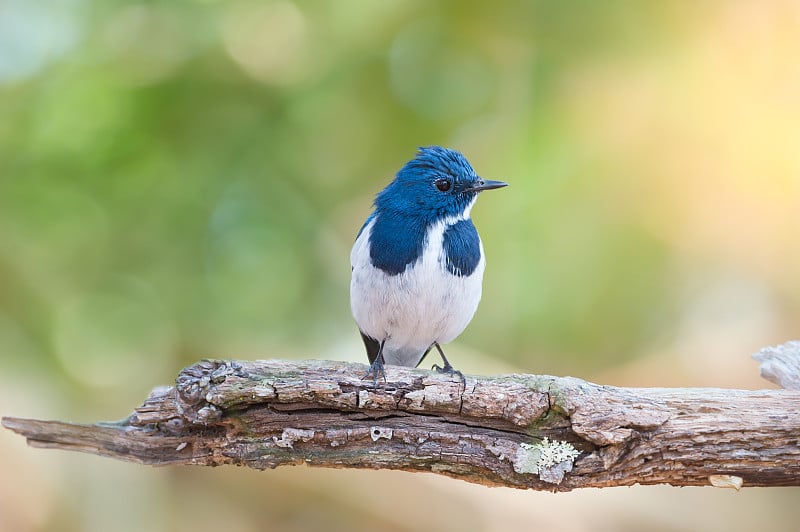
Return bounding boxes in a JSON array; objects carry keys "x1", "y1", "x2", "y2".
[{"x1": 2, "y1": 0, "x2": 799, "y2": 530}]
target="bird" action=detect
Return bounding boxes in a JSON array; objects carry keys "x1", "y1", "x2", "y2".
[{"x1": 350, "y1": 146, "x2": 507, "y2": 382}]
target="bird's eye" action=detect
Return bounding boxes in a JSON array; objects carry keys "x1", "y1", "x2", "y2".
[{"x1": 434, "y1": 178, "x2": 452, "y2": 192}]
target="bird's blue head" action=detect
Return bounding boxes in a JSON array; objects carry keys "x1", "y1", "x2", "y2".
[{"x1": 374, "y1": 146, "x2": 507, "y2": 222}]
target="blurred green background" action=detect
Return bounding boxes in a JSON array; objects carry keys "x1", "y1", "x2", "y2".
[{"x1": 2, "y1": 1, "x2": 799, "y2": 531}]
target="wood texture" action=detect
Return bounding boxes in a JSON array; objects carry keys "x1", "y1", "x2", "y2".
[{"x1": 4, "y1": 349, "x2": 800, "y2": 491}]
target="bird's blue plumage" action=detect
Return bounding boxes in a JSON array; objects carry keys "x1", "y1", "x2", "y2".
[
  {"x1": 442, "y1": 219, "x2": 481, "y2": 277},
  {"x1": 374, "y1": 146, "x2": 480, "y2": 221},
  {"x1": 368, "y1": 211, "x2": 427, "y2": 275},
  {"x1": 350, "y1": 146, "x2": 507, "y2": 376}
]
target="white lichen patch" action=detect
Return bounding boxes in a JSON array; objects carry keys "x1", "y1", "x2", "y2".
[
  {"x1": 513, "y1": 438, "x2": 581, "y2": 484},
  {"x1": 536, "y1": 438, "x2": 581, "y2": 470},
  {"x1": 370, "y1": 426, "x2": 393, "y2": 441},
  {"x1": 273, "y1": 428, "x2": 315, "y2": 449},
  {"x1": 251, "y1": 379, "x2": 277, "y2": 398},
  {"x1": 358, "y1": 390, "x2": 371, "y2": 406}
]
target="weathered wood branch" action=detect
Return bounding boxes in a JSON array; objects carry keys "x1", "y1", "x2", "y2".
[
  {"x1": 753, "y1": 340, "x2": 800, "y2": 391},
  {"x1": 3, "y1": 342, "x2": 800, "y2": 491}
]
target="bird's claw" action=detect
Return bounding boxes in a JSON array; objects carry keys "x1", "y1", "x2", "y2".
[
  {"x1": 362, "y1": 357, "x2": 387, "y2": 386},
  {"x1": 432, "y1": 363, "x2": 466, "y2": 387}
]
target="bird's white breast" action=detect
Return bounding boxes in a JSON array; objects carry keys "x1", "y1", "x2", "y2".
[{"x1": 350, "y1": 213, "x2": 485, "y2": 367}]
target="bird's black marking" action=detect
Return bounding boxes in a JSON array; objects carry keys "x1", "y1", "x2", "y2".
[{"x1": 360, "y1": 331, "x2": 381, "y2": 364}]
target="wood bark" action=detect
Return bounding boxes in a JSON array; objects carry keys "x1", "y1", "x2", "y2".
[{"x1": 3, "y1": 342, "x2": 800, "y2": 491}]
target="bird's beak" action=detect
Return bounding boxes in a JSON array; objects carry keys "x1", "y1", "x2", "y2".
[{"x1": 466, "y1": 179, "x2": 508, "y2": 192}]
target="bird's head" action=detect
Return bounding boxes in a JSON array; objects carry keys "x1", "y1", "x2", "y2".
[{"x1": 374, "y1": 146, "x2": 507, "y2": 222}]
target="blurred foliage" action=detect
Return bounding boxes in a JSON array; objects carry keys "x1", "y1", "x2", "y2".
[{"x1": 2, "y1": 1, "x2": 800, "y2": 531}]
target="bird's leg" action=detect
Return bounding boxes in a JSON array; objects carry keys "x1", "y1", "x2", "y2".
[
  {"x1": 431, "y1": 342, "x2": 455, "y2": 372},
  {"x1": 362, "y1": 339, "x2": 387, "y2": 386},
  {"x1": 431, "y1": 342, "x2": 465, "y2": 385}
]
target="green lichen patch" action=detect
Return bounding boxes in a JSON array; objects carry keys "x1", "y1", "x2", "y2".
[{"x1": 513, "y1": 437, "x2": 581, "y2": 484}]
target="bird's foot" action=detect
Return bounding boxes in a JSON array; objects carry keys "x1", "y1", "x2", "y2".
[
  {"x1": 431, "y1": 342, "x2": 466, "y2": 386},
  {"x1": 362, "y1": 356, "x2": 387, "y2": 386},
  {"x1": 432, "y1": 362, "x2": 466, "y2": 387}
]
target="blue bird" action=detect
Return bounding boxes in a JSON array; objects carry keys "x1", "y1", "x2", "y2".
[{"x1": 350, "y1": 146, "x2": 507, "y2": 381}]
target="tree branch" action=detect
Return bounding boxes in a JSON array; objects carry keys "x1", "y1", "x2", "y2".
[{"x1": 4, "y1": 342, "x2": 800, "y2": 491}]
